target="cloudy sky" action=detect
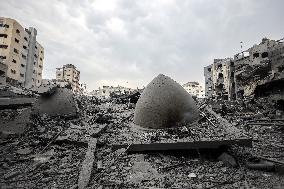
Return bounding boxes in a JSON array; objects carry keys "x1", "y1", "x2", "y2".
[{"x1": 1, "y1": 0, "x2": 283, "y2": 90}]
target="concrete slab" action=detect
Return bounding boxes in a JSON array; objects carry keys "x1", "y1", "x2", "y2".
[
  {"x1": 0, "y1": 98, "x2": 35, "y2": 110},
  {"x1": 113, "y1": 138, "x2": 252, "y2": 152}
]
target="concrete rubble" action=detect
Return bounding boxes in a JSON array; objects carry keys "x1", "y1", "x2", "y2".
[{"x1": 0, "y1": 76, "x2": 284, "y2": 189}]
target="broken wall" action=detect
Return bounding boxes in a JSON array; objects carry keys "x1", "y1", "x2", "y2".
[{"x1": 0, "y1": 62, "x2": 8, "y2": 86}]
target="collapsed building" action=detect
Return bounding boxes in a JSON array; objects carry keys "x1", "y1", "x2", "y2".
[
  {"x1": 204, "y1": 58, "x2": 235, "y2": 100},
  {"x1": 205, "y1": 37, "x2": 284, "y2": 101}
]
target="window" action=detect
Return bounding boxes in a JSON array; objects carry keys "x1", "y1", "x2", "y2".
[
  {"x1": 22, "y1": 54, "x2": 26, "y2": 59},
  {"x1": 21, "y1": 64, "x2": 25, "y2": 67},
  {"x1": 10, "y1": 69, "x2": 16, "y2": 74},
  {"x1": 20, "y1": 73, "x2": 24, "y2": 77},
  {"x1": 38, "y1": 73, "x2": 41, "y2": 76},
  {"x1": 0, "y1": 45, "x2": 8, "y2": 49},
  {"x1": 35, "y1": 46, "x2": 37, "y2": 49},
  {"x1": 41, "y1": 51, "x2": 43, "y2": 54},
  {"x1": 14, "y1": 48, "x2": 19, "y2": 54},
  {"x1": 0, "y1": 56, "x2": 6, "y2": 59},
  {"x1": 57, "y1": 74, "x2": 61, "y2": 76},
  {"x1": 217, "y1": 64, "x2": 222, "y2": 69},
  {"x1": 0, "y1": 24, "x2": 9, "y2": 28},
  {"x1": 24, "y1": 37, "x2": 28, "y2": 41},
  {"x1": 23, "y1": 45, "x2": 27, "y2": 49},
  {"x1": 33, "y1": 70, "x2": 35, "y2": 73},
  {"x1": 34, "y1": 54, "x2": 38, "y2": 58},
  {"x1": 40, "y1": 57, "x2": 43, "y2": 61},
  {"x1": 12, "y1": 59, "x2": 16, "y2": 63},
  {"x1": 67, "y1": 74, "x2": 70, "y2": 76},
  {"x1": 39, "y1": 65, "x2": 42, "y2": 68},
  {"x1": 15, "y1": 38, "x2": 19, "y2": 43},
  {"x1": 0, "y1": 34, "x2": 7, "y2": 38},
  {"x1": 16, "y1": 29, "x2": 20, "y2": 34},
  {"x1": 208, "y1": 68, "x2": 211, "y2": 72},
  {"x1": 253, "y1": 53, "x2": 259, "y2": 58},
  {"x1": 261, "y1": 52, "x2": 268, "y2": 58}
]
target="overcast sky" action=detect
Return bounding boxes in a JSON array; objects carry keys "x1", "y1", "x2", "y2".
[{"x1": 1, "y1": 0, "x2": 283, "y2": 90}]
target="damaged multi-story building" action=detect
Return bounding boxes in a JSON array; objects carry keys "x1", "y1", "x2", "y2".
[
  {"x1": 0, "y1": 17, "x2": 44, "y2": 88},
  {"x1": 56, "y1": 64, "x2": 80, "y2": 93},
  {"x1": 205, "y1": 37, "x2": 284, "y2": 101},
  {"x1": 204, "y1": 58, "x2": 235, "y2": 100}
]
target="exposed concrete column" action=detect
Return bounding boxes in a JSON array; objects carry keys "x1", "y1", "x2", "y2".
[{"x1": 24, "y1": 27, "x2": 37, "y2": 89}]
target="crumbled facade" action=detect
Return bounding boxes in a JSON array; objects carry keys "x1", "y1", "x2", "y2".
[
  {"x1": 205, "y1": 37, "x2": 284, "y2": 100},
  {"x1": 204, "y1": 58, "x2": 234, "y2": 100},
  {"x1": 182, "y1": 81, "x2": 205, "y2": 98}
]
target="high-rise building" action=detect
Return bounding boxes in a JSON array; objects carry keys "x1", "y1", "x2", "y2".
[
  {"x1": 0, "y1": 17, "x2": 44, "y2": 88},
  {"x1": 56, "y1": 64, "x2": 80, "y2": 93}
]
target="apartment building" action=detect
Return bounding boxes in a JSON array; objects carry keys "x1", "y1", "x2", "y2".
[
  {"x1": 182, "y1": 81, "x2": 205, "y2": 98},
  {"x1": 56, "y1": 64, "x2": 80, "y2": 93},
  {"x1": 0, "y1": 17, "x2": 44, "y2": 88},
  {"x1": 92, "y1": 85, "x2": 134, "y2": 98}
]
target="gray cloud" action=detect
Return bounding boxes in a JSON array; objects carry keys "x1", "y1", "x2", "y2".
[{"x1": 1, "y1": 0, "x2": 283, "y2": 90}]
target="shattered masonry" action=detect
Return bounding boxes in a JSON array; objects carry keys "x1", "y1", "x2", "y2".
[{"x1": 204, "y1": 37, "x2": 284, "y2": 101}]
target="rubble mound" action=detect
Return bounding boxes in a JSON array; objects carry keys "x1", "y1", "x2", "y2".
[{"x1": 134, "y1": 74, "x2": 199, "y2": 129}]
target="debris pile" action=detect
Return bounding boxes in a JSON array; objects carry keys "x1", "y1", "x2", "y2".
[{"x1": 0, "y1": 81, "x2": 284, "y2": 189}]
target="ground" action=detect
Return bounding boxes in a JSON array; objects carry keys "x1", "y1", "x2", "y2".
[{"x1": 0, "y1": 95, "x2": 284, "y2": 189}]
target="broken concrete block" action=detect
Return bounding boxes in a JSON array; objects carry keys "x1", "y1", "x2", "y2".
[
  {"x1": 0, "y1": 107, "x2": 31, "y2": 135},
  {"x1": 32, "y1": 84, "x2": 57, "y2": 96},
  {"x1": 16, "y1": 147, "x2": 32, "y2": 155},
  {"x1": 33, "y1": 88, "x2": 77, "y2": 117},
  {"x1": 217, "y1": 152, "x2": 238, "y2": 167},
  {"x1": 134, "y1": 74, "x2": 199, "y2": 129},
  {"x1": 246, "y1": 157, "x2": 275, "y2": 171},
  {"x1": 78, "y1": 138, "x2": 97, "y2": 189}
]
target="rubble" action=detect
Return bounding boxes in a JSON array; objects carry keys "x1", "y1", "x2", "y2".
[
  {"x1": 0, "y1": 84, "x2": 283, "y2": 189},
  {"x1": 0, "y1": 107, "x2": 32, "y2": 135},
  {"x1": 78, "y1": 138, "x2": 97, "y2": 189}
]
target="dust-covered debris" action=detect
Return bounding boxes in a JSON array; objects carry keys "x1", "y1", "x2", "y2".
[{"x1": 0, "y1": 85, "x2": 283, "y2": 189}]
